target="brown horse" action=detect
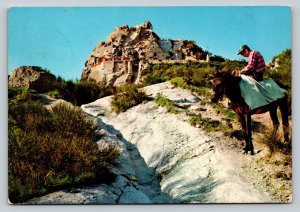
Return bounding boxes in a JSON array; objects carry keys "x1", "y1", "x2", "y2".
[{"x1": 211, "y1": 71, "x2": 289, "y2": 155}]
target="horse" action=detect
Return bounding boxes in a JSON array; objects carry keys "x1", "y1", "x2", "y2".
[{"x1": 211, "y1": 71, "x2": 289, "y2": 155}]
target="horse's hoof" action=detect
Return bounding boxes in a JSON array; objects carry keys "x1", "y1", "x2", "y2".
[{"x1": 243, "y1": 150, "x2": 255, "y2": 155}]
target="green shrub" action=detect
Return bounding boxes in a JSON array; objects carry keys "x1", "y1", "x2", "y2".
[
  {"x1": 267, "y1": 49, "x2": 291, "y2": 87},
  {"x1": 188, "y1": 114, "x2": 232, "y2": 133},
  {"x1": 188, "y1": 114, "x2": 203, "y2": 126},
  {"x1": 57, "y1": 80, "x2": 114, "y2": 106},
  {"x1": 33, "y1": 71, "x2": 115, "y2": 106},
  {"x1": 170, "y1": 77, "x2": 188, "y2": 89},
  {"x1": 8, "y1": 91, "x2": 120, "y2": 203},
  {"x1": 265, "y1": 49, "x2": 291, "y2": 115},
  {"x1": 45, "y1": 89, "x2": 62, "y2": 99},
  {"x1": 8, "y1": 88, "x2": 38, "y2": 103},
  {"x1": 143, "y1": 75, "x2": 166, "y2": 85},
  {"x1": 155, "y1": 94, "x2": 179, "y2": 114},
  {"x1": 111, "y1": 84, "x2": 148, "y2": 113},
  {"x1": 142, "y1": 61, "x2": 226, "y2": 89}
]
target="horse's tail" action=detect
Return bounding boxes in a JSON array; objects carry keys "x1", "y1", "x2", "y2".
[{"x1": 279, "y1": 94, "x2": 289, "y2": 141}]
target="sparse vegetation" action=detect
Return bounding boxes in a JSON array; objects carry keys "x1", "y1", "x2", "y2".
[
  {"x1": 266, "y1": 49, "x2": 292, "y2": 115},
  {"x1": 258, "y1": 127, "x2": 292, "y2": 154},
  {"x1": 155, "y1": 94, "x2": 179, "y2": 114},
  {"x1": 188, "y1": 113, "x2": 232, "y2": 133},
  {"x1": 170, "y1": 77, "x2": 188, "y2": 89},
  {"x1": 53, "y1": 78, "x2": 114, "y2": 106},
  {"x1": 14, "y1": 69, "x2": 115, "y2": 106},
  {"x1": 267, "y1": 49, "x2": 291, "y2": 88},
  {"x1": 143, "y1": 61, "x2": 247, "y2": 99},
  {"x1": 8, "y1": 88, "x2": 120, "y2": 203},
  {"x1": 211, "y1": 102, "x2": 238, "y2": 121},
  {"x1": 111, "y1": 84, "x2": 148, "y2": 113}
]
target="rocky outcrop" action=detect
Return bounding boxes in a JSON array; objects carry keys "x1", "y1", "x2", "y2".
[
  {"x1": 8, "y1": 66, "x2": 57, "y2": 93},
  {"x1": 82, "y1": 21, "x2": 207, "y2": 86}
]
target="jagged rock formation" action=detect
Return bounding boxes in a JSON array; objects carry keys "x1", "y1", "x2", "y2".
[
  {"x1": 82, "y1": 21, "x2": 207, "y2": 86},
  {"x1": 8, "y1": 66, "x2": 57, "y2": 93}
]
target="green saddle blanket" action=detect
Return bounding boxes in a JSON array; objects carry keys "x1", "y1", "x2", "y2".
[{"x1": 239, "y1": 75, "x2": 286, "y2": 110}]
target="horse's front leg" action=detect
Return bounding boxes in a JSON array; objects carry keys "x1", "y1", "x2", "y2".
[
  {"x1": 238, "y1": 113, "x2": 249, "y2": 154},
  {"x1": 245, "y1": 113, "x2": 254, "y2": 155}
]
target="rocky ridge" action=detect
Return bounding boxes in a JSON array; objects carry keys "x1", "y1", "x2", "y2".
[
  {"x1": 8, "y1": 66, "x2": 57, "y2": 93},
  {"x1": 82, "y1": 21, "x2": 208, "y2": 86}
]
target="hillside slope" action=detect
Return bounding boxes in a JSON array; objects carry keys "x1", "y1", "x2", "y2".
[{"x1": 28, "y1": 81, "x2": 291, "y2": 204}]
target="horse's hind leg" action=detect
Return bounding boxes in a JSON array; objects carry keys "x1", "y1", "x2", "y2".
[
  {"x1": 269, "y1": 107, "x2": 279, "y2": 132},
  {"x1": 246, "y1": 113, "x2": 254, "y2": 155},
  {"x1": 238, "y1": 114, "x2": 248, "y2": 153},
  {"x1": 279, "y1": 95, "x2": 289, "y2": 141}
]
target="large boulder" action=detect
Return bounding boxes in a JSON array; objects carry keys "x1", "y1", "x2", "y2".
[
  {"x1": 82, "y1": 21, "x2": 207, "y2": 86},
  {"x1": 8, "y1": 66, "x2": 58, "y2": 93}
]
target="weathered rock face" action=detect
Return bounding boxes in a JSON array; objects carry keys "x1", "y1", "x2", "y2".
[
  {"x1": 8, "y1": 66, "x2": 57, "y2": 93},
  {"x1": 82, "y1": 21, "x2": 207, "y2": 86}
]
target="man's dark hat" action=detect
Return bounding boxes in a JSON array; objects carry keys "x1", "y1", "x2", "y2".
[{"x1": 237, "y1": 45, "x2": 250, "y2": 55}]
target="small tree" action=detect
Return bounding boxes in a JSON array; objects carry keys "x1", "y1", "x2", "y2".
[{"x1": 111, "y1": 84, "x2": 148, "y2": 113}]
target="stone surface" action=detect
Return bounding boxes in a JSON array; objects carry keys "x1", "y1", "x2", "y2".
[
  {"x1": 27, "y1": 81, "x2": 283, "y2": 204},
  {"x1": 8, "y1": 66, "x2": 57, "y2": 93},
  {"x1": 82, "y1": 21, "x2": 207, "y2": 86},
  {"x1": 80, "y1": 81, "x2": 275, "y2": 203}
]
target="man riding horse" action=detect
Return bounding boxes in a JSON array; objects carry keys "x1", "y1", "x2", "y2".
[
  {"x1": 237, "y1": 44, "x2": 266, "y2": 81},
  {"x1": 211, "y1": 45, "x2": 289, "y2": 155}
]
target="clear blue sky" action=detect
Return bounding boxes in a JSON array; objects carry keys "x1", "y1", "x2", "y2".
[{"x1": 8, "y1": 6, "x2": 291, "y2": 80}]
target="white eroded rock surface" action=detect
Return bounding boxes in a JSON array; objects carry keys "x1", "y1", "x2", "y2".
[{"x1": 28, "y1": 81, "x2": 276, "y2": 204}]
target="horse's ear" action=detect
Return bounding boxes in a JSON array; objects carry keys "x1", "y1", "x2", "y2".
[
  {"x1": 208, "y1": 74, "x2": 214, "y2": 80},
  {"x1": 231, "y1": 69, "x2": 241, "y2": 77},
  {"x1": 214, "y1": 71, "x2": 222, "y2": 78}
]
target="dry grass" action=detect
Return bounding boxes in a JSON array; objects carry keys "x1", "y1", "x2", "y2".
[
  {"x1": 8, "y1": 89, "x2": 120, "y2": 203},
  {"x1": 257, "y1": 124, "x2": 291, "y2": 155}
]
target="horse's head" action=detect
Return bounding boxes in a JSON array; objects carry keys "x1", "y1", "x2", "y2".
[{"x1": 211, "y1": 72, "x2": 225, "y2": 103}]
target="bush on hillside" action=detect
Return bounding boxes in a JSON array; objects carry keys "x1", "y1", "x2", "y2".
[
  {"x1": 53, "y1": 79, "x2": 114, "y2": 106},
  {"x1": 21, "y1": 72, "x2": 114, "y2": 106},
  {"x1": 266, "y1": 49, "x2": 291, "y2": 88},
  {"x1": 111, "y1": 84, "x2": 148, "y2": 113},
  {"x1": 155, "y1": 94, "x2": 179, "y2": 114},
  {"x1": 210, "y1": 55, "x2": 226, "y2": 62},
  {"x1": 8, "y1": 89, "x2": 120, "y2": 203},
  {"x1": 143, "y1": 62, "x2": 225, "y2": 87},
  {"x1": 170, "y1": 77, "x2": 188, "y2": 89},
  {"x1": 265, "y1": 49, "x2": 292, "y2": 115}
]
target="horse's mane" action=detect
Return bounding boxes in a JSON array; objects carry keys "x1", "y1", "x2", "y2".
[{"x1": 221, "y1": 71, "x2": 245, "y2": 104}]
